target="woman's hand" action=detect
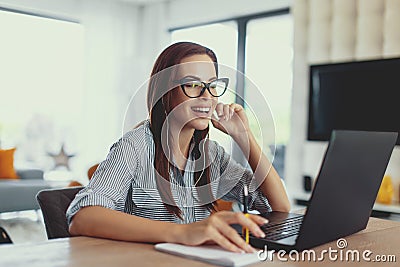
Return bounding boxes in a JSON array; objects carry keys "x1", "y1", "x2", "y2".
[
  {"x1": 212, "y1": 103, "x2": 250, "y2": 140},
  {"x1": 176, "y1": 211, "x2": 268, "y2": 253}
]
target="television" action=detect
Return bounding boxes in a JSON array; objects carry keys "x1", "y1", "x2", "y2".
[{"x1": 308, "y1": 57, "x2": 400, "y2": 144}]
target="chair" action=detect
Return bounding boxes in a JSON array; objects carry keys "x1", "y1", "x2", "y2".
[
  {"x1": 87, "y1": 163, "x2": 99, "y2": 180},
  {"x1": 0, "y1": 226, "x2": 13, "y2": 244},
  {"x1": 36, "y1": 186, "x2": 83, "y2": 239}
]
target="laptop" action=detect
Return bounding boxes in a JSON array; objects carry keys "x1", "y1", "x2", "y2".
[{"x1": 240, "y1": 130, "x2": 397, "y2": 251}]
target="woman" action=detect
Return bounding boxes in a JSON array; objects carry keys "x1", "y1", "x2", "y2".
[{"x1": 67, "y1": 42, "x2": 290, "y2": 253}]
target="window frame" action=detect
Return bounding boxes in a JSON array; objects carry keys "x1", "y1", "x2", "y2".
[
  {"x1": 0, "y1": 6, "x2": 79, "y2": 24},
  {"x1": 169, "y1": 8, "x2": 291, "y2": 165},
  {"x1": 168, "y1": 8, "x2": 290, "y2": 106}
]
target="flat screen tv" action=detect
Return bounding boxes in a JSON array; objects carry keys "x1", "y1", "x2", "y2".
[{"x1": 308, "y1": 57, "x2": 400, "y2": 144}]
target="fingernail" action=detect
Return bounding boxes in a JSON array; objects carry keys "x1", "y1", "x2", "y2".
[
  {"x1": 246, "y1": 244, "x2": 256, "y2": 253},
  {"x1": 258, "y1": 229, "x2": 266, "y2": 238},
  {"x1": 263, "y1": 219, "x2": 269, "y2": 224}
]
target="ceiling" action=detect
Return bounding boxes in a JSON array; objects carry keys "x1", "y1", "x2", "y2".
[{"x1": 119, "y1": 0, "x2": 172, "y2": 5}]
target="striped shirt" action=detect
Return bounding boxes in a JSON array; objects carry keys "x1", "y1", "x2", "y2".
[{"x1": 66, "y1": 120, "x2": 271, "y2": 225}]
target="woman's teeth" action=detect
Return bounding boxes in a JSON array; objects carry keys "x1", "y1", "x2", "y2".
[{"x1": 191, "y1": 107, "x2": 210, "y2": 113}]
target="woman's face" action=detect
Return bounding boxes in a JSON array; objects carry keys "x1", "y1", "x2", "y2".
[{"x1": 168, "y1": 54, "x2": 218, "y2": 131}]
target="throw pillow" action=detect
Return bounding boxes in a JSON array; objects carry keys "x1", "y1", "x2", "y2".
[{"x1": 0, "y1": 148, "x2": 19, "y2": 179}]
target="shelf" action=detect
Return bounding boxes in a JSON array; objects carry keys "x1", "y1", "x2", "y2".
[
  {"x1": 292, "y1": 191, "x2": 400, "y2": 214},
  {"x1": 373, "y1": 203, "x2": 400, "y2": 214}
]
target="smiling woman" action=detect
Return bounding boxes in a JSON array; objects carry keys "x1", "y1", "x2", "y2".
[{"x1": 66, "y1": 42, "x2": 290, "y2": 254}]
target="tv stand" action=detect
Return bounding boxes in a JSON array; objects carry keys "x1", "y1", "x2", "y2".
[{"x1": 292, "y1": 191, "x2": 400, "y2": 217}]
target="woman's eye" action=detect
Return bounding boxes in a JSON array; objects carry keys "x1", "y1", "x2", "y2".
[{"x1": 184, "y1": 82, "x2": 202, "y2": 88}]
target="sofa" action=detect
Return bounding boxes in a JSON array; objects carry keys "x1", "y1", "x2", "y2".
[{"x1": 0, "y1": 169, "x2": 54, "y2": 213}]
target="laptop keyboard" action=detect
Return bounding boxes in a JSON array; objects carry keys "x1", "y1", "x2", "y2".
[{"x1": 258, "y1": 215, "x2": 304, "y2": 241}]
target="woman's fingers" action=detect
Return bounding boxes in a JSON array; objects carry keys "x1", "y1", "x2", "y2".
[
  {"x1": 248, "y1": 214, "x2": 269, "y2": 225},
  {"x1": 185, "y1": 212, "x2": 268, "y2": 253},
  {"x1": 222, "y1": 104, "x2": 230, "y2": 120},
  {"x1": 217, "y1": 211, "x2": 266, "y2": 238},
  {"x1": 214, "y1": 103, "x2": 235, "y2": 121},
  {"x1": 206, "y1": 226, "x2": 244, "y2": 253},
  {"x1": 215, "y1": 103, "x2": 224, "y2": 118},
  {"x1": 233, "y1": 213, "x2": 266, "y2": 238},
  {"x1": 215, "y1": 221, "x2": 256, "y2": 253}
]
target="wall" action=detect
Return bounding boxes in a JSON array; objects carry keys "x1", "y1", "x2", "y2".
[{"x1": 286, "y1": 0, "x2": 400, "y2": 203}]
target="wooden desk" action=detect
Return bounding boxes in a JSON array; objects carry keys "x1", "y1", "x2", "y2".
[{"x1": 0, "y1": 217, "x2": 399, "y2": 267}]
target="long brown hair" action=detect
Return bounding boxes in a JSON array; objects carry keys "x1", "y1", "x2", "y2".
[{"x1": 147, "y1": 42, "x2": 218, "y2": 219}]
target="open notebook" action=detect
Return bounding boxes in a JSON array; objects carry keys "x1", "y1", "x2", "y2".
[{"x1": 155, "y1": 243, "x2": 266, "y2": 267}]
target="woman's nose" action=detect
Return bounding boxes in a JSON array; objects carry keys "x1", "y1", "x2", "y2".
[{"x1": 200, "y1": 87, "x2": 213, "y2": 99}]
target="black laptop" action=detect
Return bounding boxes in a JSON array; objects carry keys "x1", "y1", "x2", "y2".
[{"x1": 244, "y1": 130, "x2": 397, "y2": 251}]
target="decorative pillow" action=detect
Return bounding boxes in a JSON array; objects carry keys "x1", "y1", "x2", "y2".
[{"x1": 0, "y1": 148, "x2": 19, "y2": 179}]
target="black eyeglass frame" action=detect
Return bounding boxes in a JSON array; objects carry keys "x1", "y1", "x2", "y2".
[{"x1": 173, "y1": 77, "x2": 229, "y2": 98}]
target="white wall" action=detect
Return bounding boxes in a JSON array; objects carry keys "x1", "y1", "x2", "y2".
[{"x1": 287, "y1": 0, "x2": 400, "y2": 203}]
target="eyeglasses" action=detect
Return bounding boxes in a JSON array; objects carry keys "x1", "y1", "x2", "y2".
[{"x1": 173, "y1": 78, "x2": 229, "y2": 98}]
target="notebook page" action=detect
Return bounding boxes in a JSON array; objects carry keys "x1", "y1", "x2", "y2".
[{"x1": 155, "y1": 243, "x2": 263, "y2": 267}]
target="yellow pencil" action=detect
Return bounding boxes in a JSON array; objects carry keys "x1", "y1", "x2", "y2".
[
  {"x1": 243, "y1": 185, "x2": 249, "y2": 244},
  {"x1": 244, "y1": 214, "x2": 250, "y2": 243}
]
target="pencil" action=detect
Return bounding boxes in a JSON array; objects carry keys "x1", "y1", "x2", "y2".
[{"x1": 243, "y1": 185, "x2": 249, "y2": 244}]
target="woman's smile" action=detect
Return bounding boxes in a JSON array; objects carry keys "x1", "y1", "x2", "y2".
[{"x1": 190, "y1": 105, "x2": 212, "y2": 117}]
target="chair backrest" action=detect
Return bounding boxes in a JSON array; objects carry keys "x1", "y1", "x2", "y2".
[
  {"x1": 0, "y1": 227, "x2": 13, "y2": 244},
  {"x1": 36, "y1": 186, "x2": 83, "y2": 239}
]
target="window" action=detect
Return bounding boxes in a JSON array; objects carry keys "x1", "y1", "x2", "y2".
[
  {"x1": 245, "y1": 15, "x2": 293, "y2": 177},
  {"x1": 245, "y1": 14, "x2": 293, "y2": 145},
  {"x1": 0, "y1": 10, "x2": 84, "y2": 172},
  {"x1": 172, "y1": 22, "x2": 238, "y2": 152},
  {"x1": 171, "y1": 10, "x2": 293, "y2": 177}
]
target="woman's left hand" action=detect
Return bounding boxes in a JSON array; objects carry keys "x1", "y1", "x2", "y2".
[{"x1": 211, "y1": 103, "x2": 250, "y2": 139}]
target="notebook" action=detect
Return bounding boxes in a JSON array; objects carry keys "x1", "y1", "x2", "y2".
[{"x1": 155, "y1": 243, "x2": 267, "y2": 267}]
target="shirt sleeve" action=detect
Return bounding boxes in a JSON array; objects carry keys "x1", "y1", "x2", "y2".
[
  {"x1": 212, "y1": 141, "x2": 272, "y2": 213},
  {"x1": 66, "y1": 136, "x2": 139, "y2": 225}
]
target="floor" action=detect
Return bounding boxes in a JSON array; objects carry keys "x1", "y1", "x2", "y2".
[{"x1": 1, "y1": 209, "x2": 400, "y2": 245}]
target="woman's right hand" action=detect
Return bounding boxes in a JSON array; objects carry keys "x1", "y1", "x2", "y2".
[{"x1": 175, "y1": 211, "x2": 268, "y2": 253}]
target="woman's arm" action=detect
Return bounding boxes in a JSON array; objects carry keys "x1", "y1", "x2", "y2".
[
  {"x1": 69, "y1": 206, "x2": 267, "y2": 253},
  {"x1": 69, "y1": 206, "x2": 179, "y2": 243},
  {"x1": 234, "y1": 130, "x2": 291, "y2": 212},
  {"x1": 212, "y1": 103, "x2": 291, "y2": 212}
]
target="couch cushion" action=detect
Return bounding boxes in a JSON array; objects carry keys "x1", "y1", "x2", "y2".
[
  {"x1": 16, "y1": 169, "x2": 44, "y2": 180},
  {"x1": 0, "y1": 148, "x2": 18, "y2": 179},
  {"x1": 0, "y1": 180, "x2": 53, "y2": 213}
]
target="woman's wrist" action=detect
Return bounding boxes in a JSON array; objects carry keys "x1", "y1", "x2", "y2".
[
  {"x1": 165, "y1": 223, "x2": 186, "y2": 243},
  {"x1": 232, "y1": 129, "x2": 254, "y2": 152}
]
